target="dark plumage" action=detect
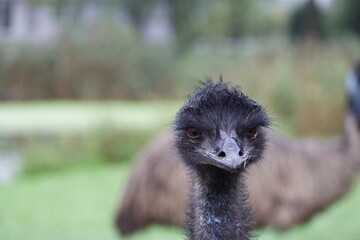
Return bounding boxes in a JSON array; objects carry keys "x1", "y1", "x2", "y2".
[
  {"x1": 173, "y1": 79, "x2": 270, "y2": 239},
  {"x1": 115, "y1": 62, "x2": 360, "y2": 235}
]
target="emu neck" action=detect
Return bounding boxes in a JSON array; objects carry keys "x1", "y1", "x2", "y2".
[
  {"x1": 342, "y1": 112, "x2": 360, "y2": 172},
  {"x1": 187, "y1": 165, "x2": 254, "y2": 240}
]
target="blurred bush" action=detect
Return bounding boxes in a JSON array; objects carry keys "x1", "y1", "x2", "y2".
[
  {"x1": 22, "y1": 128, "x2": 153, "y2": 174},
  {"x1": 329, "y1": 0, "x2": 360, "y2": 37},
  {"x1": 0, "y1": 28, "x2": 179, "y2": 100},
  {"x1": 179, "y1": 39, "x2": 359, "y2": 136},
  {"x1": 1, "y1": 36, "x2": 359, "y2": 136},
  {"x1": 289, "y1": 0, "x2": 325, "y2": 40}
]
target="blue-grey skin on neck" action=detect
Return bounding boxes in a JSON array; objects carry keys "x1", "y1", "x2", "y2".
[{"x1": 188, "y1": 166, "x2": 254, "y2": 240}]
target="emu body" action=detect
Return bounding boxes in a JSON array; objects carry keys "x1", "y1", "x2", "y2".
[
  {"x1": 117, "y1": 116, "x2": 360, "y2": 234},
  {"x1": 116, "y1": 62, "x2": 360, "y2": 235}
]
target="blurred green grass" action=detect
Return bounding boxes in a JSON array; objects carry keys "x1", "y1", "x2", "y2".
[
  {"x1": 0, "y1": 101, "x2": 180, "y2": 135},
  {"x1": 0, "y1": 163, "x2": 183, "y2": 240},
  {"x1": 1, "y1": 163, "x2": 360, "y2": 240},
  {"x1": 0, "y1": 101, "x2": 180, "y2": 174}
]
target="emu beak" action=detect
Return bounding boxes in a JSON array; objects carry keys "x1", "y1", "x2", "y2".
[{"x1": 211, "y1": 135, "x2": 247, "y2": 172}]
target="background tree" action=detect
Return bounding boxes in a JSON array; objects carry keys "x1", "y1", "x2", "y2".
[
  {"x1": 228, "y1": 0, "x2": 253, "y2": 39},
  {"x1": 289, "y1": 0, "x2": 325, "y2": 41},
  {"x1": 334, "y1": 0, "x2": 360, "y2": 37}
]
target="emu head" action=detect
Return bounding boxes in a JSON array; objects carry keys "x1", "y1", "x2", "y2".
[
  {"x1": 346, "y1": 61, "x2": 360, "y2": 121},
  {"x1": 174, "y1": 78, "x2": 270, "y2": 173}
]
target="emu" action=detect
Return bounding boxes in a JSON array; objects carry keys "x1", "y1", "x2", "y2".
[
  {"x1": 116, "y1": 62, "x2": 360, "y2": 234},
  {"x1": 173, "y1": 79, "x2": 270, "y2": 239}
]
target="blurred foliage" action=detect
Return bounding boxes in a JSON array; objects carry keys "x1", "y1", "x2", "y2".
[
  {"x1": 24, "y1": 0, "x2": 360, "y2": 43},
  {"x1": 22, "y1": 129, "x2": 153, "y2": 175},
  {"x1": 1, "y1": 35, "x2": 360, "y2": 136},
  {"x1": 0, "y1": 29, "x2": 178, "y2": 100},
  {"x1": 27, "y1": 0, "x2": 264, "y2": 49},
  {"x1": 289, "y1": 0, "x2": 325, "y2": 40},
  {"x1": 122, "y1": 0, "x2": 259, "y2": 49},
  {"x1": 330, "y1": 0, "x2": 360, "y2": 37}
]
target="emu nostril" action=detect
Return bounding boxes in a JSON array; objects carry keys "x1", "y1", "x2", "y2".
[
  {"x1": 217, "y1": 151, "x2": 226, "y2": 158},
  {"x1": 239, "y1": 150, "x2": 244, "y2": 157}
]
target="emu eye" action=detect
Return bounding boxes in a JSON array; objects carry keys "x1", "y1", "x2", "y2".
[
  {"x1": 186, "y1": 128, "x2": 201, "y2": 140},
  {"x1": 246, "y1": 127, "x2": 258, "y2": 140}
]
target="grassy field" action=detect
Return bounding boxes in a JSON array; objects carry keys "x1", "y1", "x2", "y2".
[
  {"x1": 0, "y1": 101, "x2": 181, "y2": 136},
  {"x1": 1, "y1": 101, "x2": 360, "y2": 240},
  {"x1": 1, "y1": 162, "x2": 360, "y2": 240},
  {"x1": 0, "y1": 163, "x2": 183, "y2": 240}
]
